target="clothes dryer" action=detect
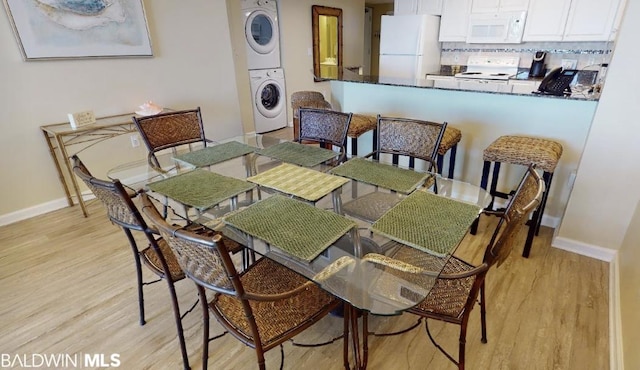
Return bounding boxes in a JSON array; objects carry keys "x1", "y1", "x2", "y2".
[
  {"x1": 242, "y1": 0, "x2": 281, "y2": 70},
  {"x1": 249, "y1": 68, "x2": 287, "y2": 133}
]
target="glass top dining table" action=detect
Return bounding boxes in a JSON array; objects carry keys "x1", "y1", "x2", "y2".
[{"x1": 107, "y1": 133, "x2": 491, "y2": 316}]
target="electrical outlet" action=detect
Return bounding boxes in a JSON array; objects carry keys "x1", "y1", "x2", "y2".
[
  {"x1": 130, "y1": 134, "x2": 140, "y2": 148},
  {"x1": 561, "y1": 59, "x2": 577, "y2": 69}
]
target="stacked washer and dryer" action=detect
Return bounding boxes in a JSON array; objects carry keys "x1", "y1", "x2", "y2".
[{"x1": 242, "y1": 0, "x2": 287, "y2": 133}]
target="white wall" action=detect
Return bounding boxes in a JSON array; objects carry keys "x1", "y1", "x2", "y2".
[
  {"x1": 619, "y1": 201, "x2": 640, "y2": 369},
  {"x1": 554, "y1": 2, "x2": 639, "y2": 367},
  {"x1": 0, "y1": 1, "x2": 243, "y2": 217},
  {"x1": 557, "y1": 1, "x2": 640, "y2": 251},
  {"x1": 278, "y1": 0, "x2": 365, "y2": 120}
]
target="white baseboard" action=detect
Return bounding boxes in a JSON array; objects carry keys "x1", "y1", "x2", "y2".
[
  {"x1": 552, "y1": 236, "x2": 617, "y2": 262},
  {"x1": 0, "y1": 192, "x2": 94, "y2": 227},
  {"x1": 610, "y1": 254, "x2": 624, "y2": 370},
  {"x1": 541, "y1": 214, "x2": 560, "y2": 229}
]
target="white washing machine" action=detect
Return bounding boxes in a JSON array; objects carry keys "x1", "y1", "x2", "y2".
[
  {"x1": 249, "y1": 68, "x2": 287, "y2": 133},
  {"x1": 242, "y1": 0, "x2": 281, "y2": 70}
]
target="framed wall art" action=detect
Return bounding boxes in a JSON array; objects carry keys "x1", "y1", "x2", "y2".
[{"x1": 2, "y1": 0, "x2": 153, "y2": 60}]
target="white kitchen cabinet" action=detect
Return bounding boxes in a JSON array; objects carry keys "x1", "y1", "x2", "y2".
[
  {"x1": 524, "y1": 0, "x2": 624, "y2": 42},
  {"x1": 394, "y1": 0, "x2": 418, "y2": 15},
  {"x1": 563, "y1": 0, "x2": 622, "y2": 41},
  {"x1": 458, "y1": 79, "x2": 512, "y2": 92},
  {"x1": 394, "y1": 0, "x2": 443, "y2": 15},
  {"x1": 426, "y1": 75, "x2": 458, "y2": 89},
  {"x1": 471, "y1": 0, "x2": 529, "y2": 13},
  {"x1": 523, "y1": 0, "x2": 572, "y2": 41},
  {"x1": 439, "y1": 0, "x2": 472, "y2": 41},
  {"x1": 418, "y1": 0, "x2": 443, "y2": 15}
]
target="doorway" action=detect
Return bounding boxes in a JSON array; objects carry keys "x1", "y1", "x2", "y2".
[{"x1": 363, "y1": 7, "x2": 372, "y2": 76}]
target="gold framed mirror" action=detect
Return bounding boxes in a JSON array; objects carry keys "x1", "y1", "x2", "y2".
[{"x1": 312, "y1": 5, "x2": 343, "y2": 81}]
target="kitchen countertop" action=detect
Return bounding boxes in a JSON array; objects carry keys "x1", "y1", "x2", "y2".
[{"x1": 325, "y1": 68, "x2": 599, "y2": 101}]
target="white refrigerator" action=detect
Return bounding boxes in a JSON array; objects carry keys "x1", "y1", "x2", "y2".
[{"x1": 379, "y1": 14, "x2": 441, "y2": 79}]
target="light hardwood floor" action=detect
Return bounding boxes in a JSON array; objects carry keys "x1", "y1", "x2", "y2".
[{"x1": 0, "y1": 129, "x2": 609, "y2": 369}]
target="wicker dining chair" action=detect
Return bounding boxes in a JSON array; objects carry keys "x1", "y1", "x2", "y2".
[
  {"x1": 367, "y1": 165, "x2": 544, "y2": 370},
  {"x1": 140, "y1": 193, "x2": 348, "y2": 370},
  {"x1": 372, "y1": 115, "x2": 447, "y2": 170},
  {"x1": 298, "y1": 107, "x2": 352, "y2": 165},
  {"x1": 341, "y1": 115, "x2": 448, "y2": 223},
  {"x1": 71, "y1": 155, "x2": 191, "y2": 370},
  {"x1": 132, "y1": 107, "x2": 212, "y2": 171},
  {"x1": 291, "y1": 91, "x2": 333, "y2": 141},
  {"x1": 132, "y1": 107, "x2": 214, "y2": 217}
]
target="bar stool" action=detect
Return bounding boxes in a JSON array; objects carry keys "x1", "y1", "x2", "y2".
[
  {"x1": 291, "y1": 91, "x2": 332, "y2": 141},
  {"x1": 479, "y1": 135, "x2": 563, "y2": 257},
  {"x1": 347, "y1": 114, "x2": 377, "y2": 156},
  {"x1": 436, "y1": 126, "x2": 462, "y2": 179}
]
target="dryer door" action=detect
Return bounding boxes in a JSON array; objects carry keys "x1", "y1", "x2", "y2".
[
  {"x1": 245, "y1": 10, "x2": 278, "y2": 55},
  {"x1": 255, "y1": 80, "x2": 283, "y2": 118}
]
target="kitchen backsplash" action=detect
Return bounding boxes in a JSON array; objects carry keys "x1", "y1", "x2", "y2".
[{"x1": 441, "y1": 41, "x2": 612, "y2": 76}]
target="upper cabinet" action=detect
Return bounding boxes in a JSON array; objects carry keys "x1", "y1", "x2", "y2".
[
  {"x1": 419, "y1": 0, "x2": 443, "y2": 15},
  {"x1": 524, "y1": 0, "x2": 625, "y2": 41},
  {"x1": 563, "y1": 0, "x2": 623, "y2": 41},
  {"x1": 394, "y1": 0, "x2": 443, "y2": 15},
  {"x1": 522, "y1": 0, "x2": 572, "y2": 41},
  {"x1": 439, "y1": 0, "x2": 473, "y2": 41},
  {"x1": 394, "y1": 0, "x2": 419, "y2": 15},
  {"x1": 471, "y1": 0, "x2": 529, "y2": 13}
]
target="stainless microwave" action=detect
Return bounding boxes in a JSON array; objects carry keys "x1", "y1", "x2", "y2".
[{"x1": 466, "y1": 11, "x2": 527, "y2": 44}]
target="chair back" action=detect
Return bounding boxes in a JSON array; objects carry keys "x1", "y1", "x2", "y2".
[
  {"x1": 484, "y1": 165, "x2": 545, "y2": 267},
  {"x1": 298, "y1": 107, "x2": 351, "y2": 161},
  {"x1": 72, "y1": 155, "x2": 144, "y2": 231},
  {"x1": 133, "y1": 107, "x2": 207, "y2": 167},
  {"x1": 376, "y1": 115, "x2": 447, "y2": 170},
  {"x1": 140, "y1": 193, "x2": 238, "y2": 296}
]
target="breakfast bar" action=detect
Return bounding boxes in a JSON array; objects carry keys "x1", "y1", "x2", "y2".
[{"x1": 327, "y1": 74, "x2": 598, "y2": 230}]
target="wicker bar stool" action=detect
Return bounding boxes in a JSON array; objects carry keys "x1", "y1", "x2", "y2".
[
  {"x1": 347, "y1": 114, "x2": 377, "y2": 156},
  {"x1": 478, "y1": 135, "x2": 562, "y2": 257},
  {"x1": 436, "y1": 126, "x2": 462, "y2": 179}
]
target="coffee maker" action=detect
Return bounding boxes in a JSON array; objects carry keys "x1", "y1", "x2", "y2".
[{"x1": 529, "y1": 51, "x2": 547, "y2": 78}]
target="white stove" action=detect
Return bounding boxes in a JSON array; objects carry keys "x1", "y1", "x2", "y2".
[{"x1": 455, "y1": 56, "x2": 520, "y2": 80}]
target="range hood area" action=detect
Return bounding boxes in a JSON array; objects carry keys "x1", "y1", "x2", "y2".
[{"x1": 466, "y1": 11, "x2": 527, "y2": 44}]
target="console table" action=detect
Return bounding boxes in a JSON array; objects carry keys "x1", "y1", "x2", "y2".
[{"x1": 41, "y1": 113, "x2": 137, "y2": 217}]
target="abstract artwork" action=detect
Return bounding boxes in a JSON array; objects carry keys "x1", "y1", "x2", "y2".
[{"x1": 2, "y1": 0, "x2": 153, "y2": 60}]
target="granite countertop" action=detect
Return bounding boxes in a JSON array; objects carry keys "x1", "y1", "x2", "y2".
[{"x1": 329, "y1": 67, "x2": 599, "y2": 101}]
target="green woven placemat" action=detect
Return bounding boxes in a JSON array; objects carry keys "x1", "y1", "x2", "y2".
[
  {"x1": 256, "y1": 141, "x2": 338, "y2": 167},
  {"x1": 173, "y1": 141, "x2": 256, "y2": 167},
  {"x1": 371, "y1": 191, "x2": 481, "y2": 257},
  {"x1": 247, "y1": 163, "x2": 349, "y2": 202},
  {"x1": 147, "y1": 169, "x2": 255, "y2": 211},
  {"x1": 330, "y1": 157, "x2": 428, "y2": 194},
  {"x1": 224, "y1": 195, "x2": 356, "y2": 262}
]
